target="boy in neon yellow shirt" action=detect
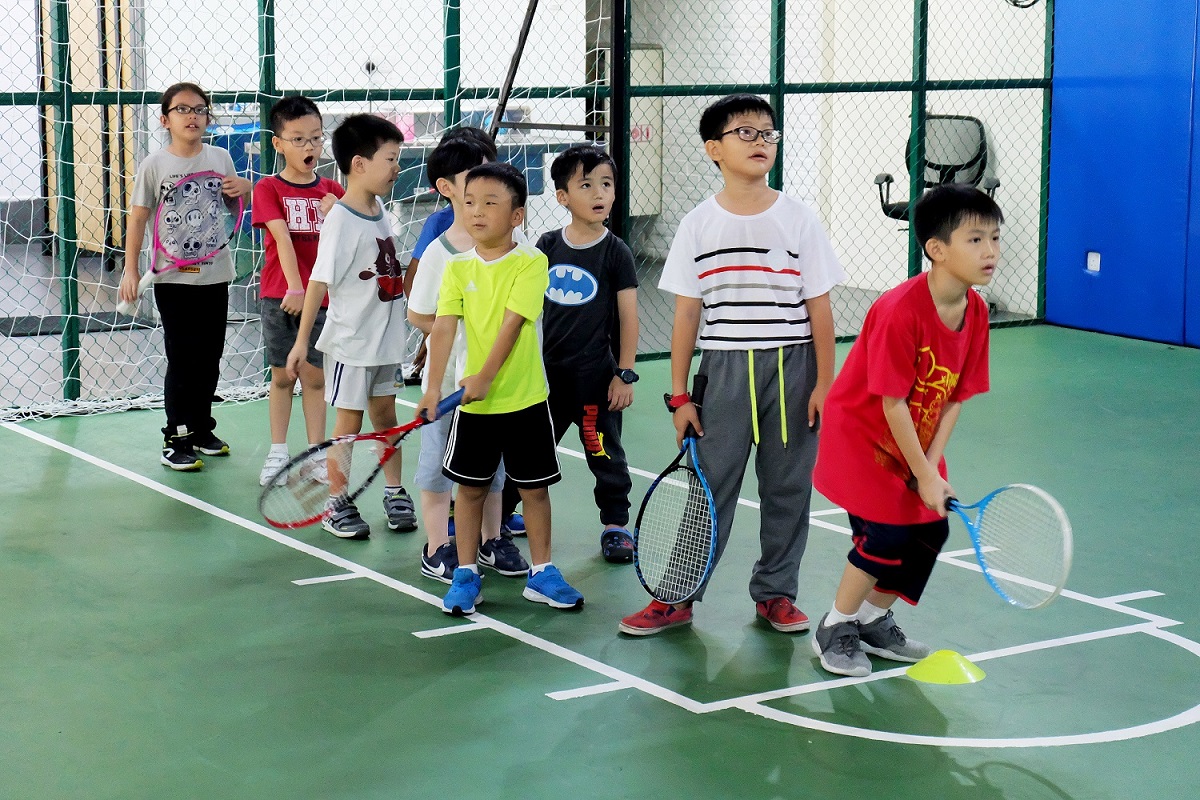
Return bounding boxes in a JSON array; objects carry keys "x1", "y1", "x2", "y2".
[{"x1": 417, "y1": 162, "x2": 583, "y2": 616}]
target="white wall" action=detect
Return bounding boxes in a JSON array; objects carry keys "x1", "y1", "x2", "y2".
[{"x1": 0, "y1": 0, "x2": 40, "y2": 200}]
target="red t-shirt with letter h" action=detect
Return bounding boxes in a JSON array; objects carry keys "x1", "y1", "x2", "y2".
[
  {"x1": 252, "y1": 174, "x2": 344, "y2": 305},
  {"x1": 814, "y1": 274, "x2": 990, "y2": 525}
]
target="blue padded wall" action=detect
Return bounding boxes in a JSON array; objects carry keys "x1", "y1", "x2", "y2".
[{"x1": 1046, "y1": 0, "x2": 1198, "y2": 343}]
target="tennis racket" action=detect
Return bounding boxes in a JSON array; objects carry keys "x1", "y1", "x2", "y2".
[
  {"x1": 116, "y1": 170, "x2": 243, "y2": 314},
  {"x1": 633, "y1": 375, "x2": 718, "y2": 605},
  {"x1": 259, "y1": 389, "x2": 464, "y2": 529},
  {"x1": 946, "y1": 484, "x2": 1073, "y2": 609}
]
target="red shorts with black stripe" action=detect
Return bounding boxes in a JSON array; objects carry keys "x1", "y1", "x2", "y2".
[{"x1": 846, "y1": 514, "x2": 949, "y2": 605}]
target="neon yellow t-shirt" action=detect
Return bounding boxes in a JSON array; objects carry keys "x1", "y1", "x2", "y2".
[{"x1": 437, "y1": 243, "x2": 549, "y2": 414}]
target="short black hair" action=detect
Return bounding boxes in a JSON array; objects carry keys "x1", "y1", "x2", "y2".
[
  {"x1": 550, "y1": 144, "x2": 616, "y2": 191},
  {"x1": 913, "y1": 184, "x2": 1005, "y2": 260},
  {"x1": 465, "y1": 161, "x2": 527, "y2": 209},
  {"x1": 269, "y1": 95, "x2": 321, "y2": 135},
  {"x1": 330, "y1": 114, "x2": 404, "y2": 175},
  {"x1": 426, "y1": 129, "x2": 496, "y2": 189},
  {"x1": 160, "y1": 82, "x2": 210, "y2": 117},
  {"x1": 698, "y1": 94, "x2": 777, "y2": 142}
]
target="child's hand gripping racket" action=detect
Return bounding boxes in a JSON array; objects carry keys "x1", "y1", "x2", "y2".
[
  {"x1": 259, "y1": 389, "x2": 464, "y2": 529},
  {"x1": 116, "y1": 171, "x2": 244, "y2": 314},
  {"x1": 633, "y1": 376, "x2": 718, "y2": 605},
  {"x1": 942, "y1": 484, "x2": 1074, "y2": 609}
]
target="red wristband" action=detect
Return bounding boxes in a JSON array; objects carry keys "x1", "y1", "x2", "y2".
[
  {"x1": 667, "y1": 392, "x2": 691, "y2": 410},
  {"x1": 285, "y1": 289, "x2": 304, "y2": 296}
]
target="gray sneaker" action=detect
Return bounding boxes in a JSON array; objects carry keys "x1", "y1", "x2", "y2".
[
  {"x1": 383, "y1": 487, "x2": 417, "y2": 532},
  {"x1": 323, "y1": 499, "x2": 371, "y2": 540},
  {"x1": 858, "y1": 610, "x2": 931, "y2": 663},
  {"x1": 812, "y1": 614, "x2": 871, "y2": 677}
]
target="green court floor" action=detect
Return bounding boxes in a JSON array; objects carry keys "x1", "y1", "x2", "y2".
[{"x1": 3, "y1": 324, "x2": 1200, "y2": 799}]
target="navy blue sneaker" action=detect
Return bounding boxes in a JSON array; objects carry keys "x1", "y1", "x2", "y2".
[
  {"x1": 502, "y1": 511, "x2": 526, "y2": 536},
  {"x1": 477, "y1": 535, "x2": 528, "y2": 577},
  {"x1": 523, "y1": 565, "x2": 583, "y2": 610},
  {"x1": 600, "y1": 527, "x2": 635, "y2": 564},
  {"x1": 443, "y1": 568, "x2": 483, "y2": 616},
  {"x1": 421, "y1": 541, "x2": 459, "y2": 584}
]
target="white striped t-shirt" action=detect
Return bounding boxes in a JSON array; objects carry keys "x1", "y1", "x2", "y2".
[{"x1": 658, "y1": 194, "x2": 846, "y2": 350}]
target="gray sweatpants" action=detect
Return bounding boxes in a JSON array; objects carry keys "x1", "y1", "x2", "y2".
[{"x1": 692, "y1": 344, "x2": 819, "y2": 603}]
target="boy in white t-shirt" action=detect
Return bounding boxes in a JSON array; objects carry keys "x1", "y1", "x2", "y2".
[
  {"x1": 618, "y1": 94, "x2": 847, "y2": 636},
  {"x1": 286, "y1": 114, "x2": 417, "y2": 540},
  {"x1": 406, "y1": 133, "x2": 527, "y2": 583}
]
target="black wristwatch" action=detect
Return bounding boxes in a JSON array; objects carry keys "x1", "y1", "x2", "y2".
[{"x1": 617, "y1": 368, "x2": 639, "y2": 385}]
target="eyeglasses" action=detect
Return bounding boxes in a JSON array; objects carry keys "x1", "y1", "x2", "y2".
[
  {"x1": 277, "y1": 135, "x2": 326, "y2": 148},
  {"x1": 720, "y1": 126, "x2": 782, "y2": 144},
  {"x1": 168, "y1": 105, "x2": 209, "y2": 117}
]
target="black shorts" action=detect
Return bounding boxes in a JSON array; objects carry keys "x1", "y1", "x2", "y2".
[
  {"x1": 442, "y1": 401, "x2": 561, "y2": 489},
  {"x1": 846, "y1": 514, "x2": 950, "y2": 605}
]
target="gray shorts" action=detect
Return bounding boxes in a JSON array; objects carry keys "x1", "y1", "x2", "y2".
[{"x1": 262, "y1": 297, "x2": 325, "y2": 368}]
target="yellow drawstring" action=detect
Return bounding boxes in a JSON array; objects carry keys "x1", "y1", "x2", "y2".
[
  {"x1": 748, "y1": 353, "x2": 760, "y2": 446},
  {"x1": 777, "y1": 347, "x2": 788, "y2": 448},
  {"x1": 749, "y1": 348, "x2": 789, "y2": 448}
]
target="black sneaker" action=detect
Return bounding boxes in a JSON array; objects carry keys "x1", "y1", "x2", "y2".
[
  {"x1": 421, "y1": 541, "x2": 459, "y2": 584},
  {"x1": 383, "y1": 486, "x2": 418, "y2": 532},
  {"x1": 193, "y1": 433, "x2": 230, "y2": 456},
  {"x1": 600, "y1": 527, "x2": 635, "y2": 564},
  {"x1": 477, "y1": 534, "x2": 529, "y2": 577},
  {"x1": 161, "y1": 438, "x2": 203, "y2": 471}
]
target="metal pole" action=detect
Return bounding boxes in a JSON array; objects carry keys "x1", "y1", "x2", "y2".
[
  {"x1": 610, "y1": 0, "x2": 629, "y2": 241},
  {"x1": 907, "y1": 0, "x2": 929, "y2": 277},
  {"x1": 489, "y1": 0, "x2": 539, "y2": 139},
  {"x1": 50, "y1": 0, "x2": 81, "y2": 400},
  {"x1": 769, "y1": 0, "x2": 785, "y2": 191},
  {"x1": 1036, "y1": 0, "x2": 1055, "y2": 318},
  {"x1": 258, "y1": 0, "x2": 277, "y2": 176},
  {"x1": 444, "y1": 0, "x2": 462, "y2": 129}
]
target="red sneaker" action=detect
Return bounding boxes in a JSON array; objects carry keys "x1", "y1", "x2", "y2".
[
  {"x1": 756, "y1": 597, "x2": 811, "y2": 632},
  {"x1": 618, "y1": 600, "x2": 693, "y2": 636}
]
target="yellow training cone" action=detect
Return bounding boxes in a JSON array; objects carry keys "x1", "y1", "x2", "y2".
[{"x1": 906, "y1": 650, "x2": 986, "y2": 684}]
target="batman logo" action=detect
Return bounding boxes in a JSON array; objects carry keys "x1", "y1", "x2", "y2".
[{"x1": 546, "y1": 263, "x2": 598, "y2": 306}]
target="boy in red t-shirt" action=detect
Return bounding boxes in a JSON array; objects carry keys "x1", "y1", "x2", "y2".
[
  {"x1": 252, "y1": 96, "x2": 344, "y2": 486},
  {"x1": 811, "y1": 183, "x2": 1002, "y2": 677}
]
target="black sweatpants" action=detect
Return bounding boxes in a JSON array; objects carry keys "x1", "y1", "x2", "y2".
[
  {"x1": 503, "y1": 365, "x2": 632, "y2": 527},
  {"x1": 153, "y1": 281, "x2": 228, "y2": 441}
]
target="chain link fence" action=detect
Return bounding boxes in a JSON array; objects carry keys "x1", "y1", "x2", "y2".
[
  {"x1": 624, "y1": 0, "x2": 1051, "y2": 353},
  {"x1": 0, "y1": 0, "x2": 1048, "y2": 418}
]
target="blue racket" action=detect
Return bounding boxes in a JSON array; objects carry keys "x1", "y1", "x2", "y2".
[
  {"x1": 946, "y1": 484, "x2": 1073, "y2": 609},
  {"x1": 633, "y1": 427, "x2": 719, "y2": 604}
]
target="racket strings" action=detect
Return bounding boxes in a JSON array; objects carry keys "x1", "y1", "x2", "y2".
[
  {"x1": 972, "y1": 486, "x2": 1071, "y2": 608},
  {"x1": 637, "y1": 469, "x2": 715, "y2": 604},
  {"x1": 259, "y1": 437, "x2": 387, "y2": 528}
]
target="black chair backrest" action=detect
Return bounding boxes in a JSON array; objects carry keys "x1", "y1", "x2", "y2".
[{"x1": 918, "y1": 114, "x2": 989, "y2": 188}]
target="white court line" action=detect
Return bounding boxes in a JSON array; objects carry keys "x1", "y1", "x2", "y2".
[
  {"x1": 941, "y1": 546, "x2": 997, "y2": 559},
  {"x1": 6, "y1": 418, "x2": 1196, "y2": 748},
  {"x1": 412, "y1": 624, "x2": 486, "y2": 639},
  {"x1": 704, "y1": 623, "x2": 1153, "y2": 711},
  {"x1": 547, "y1": 680, "x2": 632, "y2": 701},
  {"x1": 1103, "y1": 590, "x2": 1165, "y2": 603},
  {"x1": 292, "y1": 573, "x2": 364, "y2": 586}
]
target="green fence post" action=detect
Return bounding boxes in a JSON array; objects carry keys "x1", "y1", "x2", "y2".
[
  {"x1": 1037, "y1": 0, "x2": 1055, "y2": 319},
  {"x1": 258, "y1": 0, "x2": 277, "y2": 177},
  {"x1": 50, "y1": 0, "x2": 80, "y2": 401},
  {"x1": 610, "y1": 0, "x2": 630, "y2": 240},
  {"x1": 444, "y1": 0, "x2": 461, "y2": 128},
  {"x1": 769, "y1": 0, "x2": 785, "y2": 191},
  {"x1": 907, "y1": 0, "x2": 928, "y2": 278}
]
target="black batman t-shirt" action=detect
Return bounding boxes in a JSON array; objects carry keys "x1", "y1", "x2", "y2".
[{"x1": 537, "y1": 229, "x2": 638, "y2": 372}]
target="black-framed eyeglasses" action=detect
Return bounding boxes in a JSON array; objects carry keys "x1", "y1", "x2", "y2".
[
  {"x1": 720, "y1": 126, "x2": 782, "y2": 144},
  {"x1": 277, "y1": 135, "x2": 326, "y2": 148},
  {"x1": 168, "y1": 105, "x2": 209, "y2": 117}
]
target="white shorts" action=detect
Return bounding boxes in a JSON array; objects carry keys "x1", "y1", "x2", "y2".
[{"x1": 324, "y1": 360, "x2": 401, "y2": 411}]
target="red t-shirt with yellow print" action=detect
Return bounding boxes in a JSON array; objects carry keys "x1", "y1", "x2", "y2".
[{"x1": 814, "y1": 273, "x2": 990, "y2": 525}]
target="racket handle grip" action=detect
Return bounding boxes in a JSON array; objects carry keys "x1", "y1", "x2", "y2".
[
  {"x1": 419, "y1": 388, "x2": 466, "y2": 422},
  {"x1": 116, "y1": 270, "x2": 156, "y2": 315}
]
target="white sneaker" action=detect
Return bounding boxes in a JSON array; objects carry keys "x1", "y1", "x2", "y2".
[{"x1": 259, "y1": 450, "x2": 289, "y2": 486}]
